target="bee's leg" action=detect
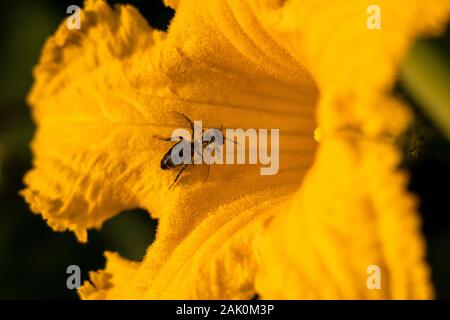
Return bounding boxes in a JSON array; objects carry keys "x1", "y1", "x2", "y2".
[
  {"x1": 153, "y1": 135, "x2": 183, "y2": 141},
  {"x1": 169, "y1": 164, "x2": 188, "y2": 189},
  {"x1": 204, "y1": 164, "x2": 211, "y2": 183}
]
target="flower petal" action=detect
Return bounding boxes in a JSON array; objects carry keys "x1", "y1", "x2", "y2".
[
  {"x1": 78, "y1": 251, "x2": 139, "y2": 300},
  {"x1": 254, "y1": 0, "x2": 450, "y2": 299},
  {"x1": 81, "y1": 187, "x2": 293, "y2": 299},
  {"x1": 250, "y1": 0, "x2": 450, "y2": 136},
  {"x1": 256, "y1": 137, "x2": 433, "y2": 299}
]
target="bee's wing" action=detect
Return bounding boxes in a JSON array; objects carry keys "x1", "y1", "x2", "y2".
[{"x1": 165, "y1": 110, "x2": 198, "y2": 135}]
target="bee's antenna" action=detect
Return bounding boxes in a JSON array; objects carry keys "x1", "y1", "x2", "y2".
[
  {"x1": 169, "y1": 164, "x2": 188, "y2": 189},
  {"x1": 219, "y1": 124, "x2": 240, "y2": 145},
  {"x1": 224, "y1": 136, "x2": 239, "y2": 145}
]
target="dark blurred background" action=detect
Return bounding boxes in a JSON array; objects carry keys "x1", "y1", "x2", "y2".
[
  {"x1": 0, "y1": 0, "x2": 172, "y2": 299},
  {"x1": 0, "y1": 0, "x2": 448, "y2": 299}
]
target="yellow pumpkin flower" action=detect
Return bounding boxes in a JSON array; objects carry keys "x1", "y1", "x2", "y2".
[{"x1": 21, "y1": 0, "x2": 450, "y2": 299}]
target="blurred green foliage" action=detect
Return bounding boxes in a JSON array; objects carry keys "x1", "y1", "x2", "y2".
[{"x1": 401, "y1": 40, "x2": 450, "y2": 140}]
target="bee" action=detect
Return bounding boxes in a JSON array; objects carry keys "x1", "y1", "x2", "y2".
[{"x1": 155, "y1": 112, "x2": 221, "y2": 189}]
